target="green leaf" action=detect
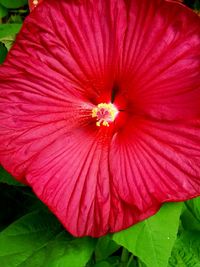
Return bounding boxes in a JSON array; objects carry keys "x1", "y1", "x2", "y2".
[
  {"x1": 0, "y1": 42, "x2": 7, "y2": 64},
  {"x1": 0, "y1": 213, "x2": 96, "y2": 267},
  {"x1": 187, "y1": 196, "x2": 200, "y2": 219},
  {"x1": 18, "y1": 246, "x2": 46, "y2": 267},
  {"x1": 0, "y1": 166, "x2": 24, "y2": 186},
  {"x1": 169, "y1": 231, "x2": 200, "y2": 267},
  {"x1": 0, "y1": 4, "x2": 7, "y2": 18},
  {"x1": 95, "y1": 235, "x2": 120, "y2": 261},
  {"x1": 20, "y1": 231, "x2": 96, "y2": 267},
  {"x1": 45, "y1": 232, "x2": 96, "y2": 267},
  {"x1": 92, "y1": 256, "x2": 121, "y2": 267},
  {"x1": 182, "y1": 197, "x2": 200, "y2": 231},
  {"x1": 0, "y1": 210, "x2": 61, "y2": 267},
  {"x1": 0, "y1": 24, "x2": 22, "y2": 39},
  {"x1": 113, "y1": 203, "x2": 183, "y2": 267},
  {"x1": 93, "y1": 262, "x2": 112, "y2": 267},
  {"x1": 1, "y1": 37, "x2": 15, "y2": 50},
  {"x1": 0, "y1": 0, "x2": 27, "y2": 9}
]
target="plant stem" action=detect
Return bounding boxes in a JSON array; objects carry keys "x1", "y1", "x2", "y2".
[
  {"x1": 121, "y1": 247, "x2": 129, "y2": 267},
  {"x1": 138, "y1": 259, "x2": 144, "y2": 267},
  {"x1": 127, "y1": 254, "x2": 134, "y2": 267}
]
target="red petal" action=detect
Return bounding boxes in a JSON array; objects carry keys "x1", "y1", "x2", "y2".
[
  {"x1": 0, "y1": 0, "x2": 200, "y2": 237},
  {"x1": 118, "y1": 0, "x2": 200, "y2": 120},
  {"x1": 0, "y1": 0, "x2": 126, "y2": 236},
  {"x1": 26, "y1": 127, "x2": 112, "y2": 237},
  {"x1": 15, "y1": 0, "x2": 126, "y2": 104},
  {"x1": 0, "y1": 68, "x2": 91, "y2": 181},
  {"x1": 109, "y1": 118, "x2": 200, "y2": 230},
  {"x1": 0, "y1": 0, "x2": 126, "y2": 180}
]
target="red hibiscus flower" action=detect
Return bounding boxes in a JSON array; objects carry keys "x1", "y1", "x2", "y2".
[{"x1": 0, "y1": 0, "x2": 200, "y2": 237}]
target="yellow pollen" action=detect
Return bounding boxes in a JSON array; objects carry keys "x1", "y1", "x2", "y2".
[{"x1": 92, "y1": 103, "x2": 118, "y2": 127}]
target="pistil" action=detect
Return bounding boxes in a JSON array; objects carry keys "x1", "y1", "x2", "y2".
[{"x1": 92, "y1": 103, "x2": 118, "y2": 127}]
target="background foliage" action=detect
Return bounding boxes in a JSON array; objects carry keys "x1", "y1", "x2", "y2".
[{"x1": 0, "y1": 0, "x2": 200, "y2": 266}]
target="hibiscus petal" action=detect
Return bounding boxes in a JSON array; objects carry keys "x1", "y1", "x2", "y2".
[
  {"x1": 0, "y1": 0, "x2": 126, "y2": 180},
  {"x1": 26, "y1": 127, "x2": 112, "y2": 237},
  {"x1": 118, "y1": 0, "x2": 200, "y2": 120},
  {"x1": 0, "y1": 61, "x2": 93, "y2": 181},
  {"x1": 109, "y1": 118, "x2": 200, "y2": 231},
  {"x1": 0, "y1": 0, "x2": 127, "y2": 236},
  {"x1": 1, "y1": 0, "x2": 200, "y2": 238},
  {"x1": 7, "y1": 0, "x2": 126, "y2": 103}
]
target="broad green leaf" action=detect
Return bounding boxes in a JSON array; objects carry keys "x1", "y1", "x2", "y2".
[
  {"x1": 45, "y1": 232, "x2": 96, "y2": 267},
  {"x1": 0, "y1": 0, "x2": 27, "y2": 9},
  {"x1": 0, "y1": 166, "x2": 24, "y2": 186},
  {"x1": 0, "y1": 4, "x2": 7, "y2": 18},
  {"x1": 95, "y1": 235, "x2": 120, "y2": 261},
  {"x1": 18, "y1": 247, "x2": 46, "y2": 267},
  {"x1": 0, "y1": 42, "x2": 7, "y2": 64},
  {"x1": 20, "y1": 231, "x2": 96, "y2": 267},
  {"x1": 113, "y1": 203, "x2": 183, "y2": 267},
  {"x1": 0, "y1": 24, "x2": 22, "y2": 39},
  {"x1": 169, "y1": 231, "x2": 200, "y2": 267},
  {"x1": 0, "y1": 210, "x2": 61, "y2": 267}
]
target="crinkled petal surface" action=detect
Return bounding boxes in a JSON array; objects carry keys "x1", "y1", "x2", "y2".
[
  {"x1": 118, "y1": 0, "x2": 200, "y2": 120},
  {"x1": 109, "y1": 118, "x2": 200, "y2": 228},
  {"x1": 0, "y1": 0, "x2": 200, "y2": 237}
]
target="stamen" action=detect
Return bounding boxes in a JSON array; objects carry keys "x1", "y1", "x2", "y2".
[{"x1": 92, "y1": 103, "x2": 118, "y2": 127}]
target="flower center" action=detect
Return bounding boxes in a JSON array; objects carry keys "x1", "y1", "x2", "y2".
[{"x1": 92, "y1": 103, "x2": 118, "y2": 127}]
